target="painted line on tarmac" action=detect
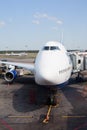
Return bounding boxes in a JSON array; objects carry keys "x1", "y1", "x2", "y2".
[
  {"x1": 74, "y1": 122, "x2": 87, "y2": 130},
  {"x1": 0, "y1": 118, "x2": 13, "y2": 130},
  {"x1": 62, "y1": 115, "x2": 87, "y2": 118},
  {"x1": 8, "y1": 115, "x2": 33, "y2": 118}
]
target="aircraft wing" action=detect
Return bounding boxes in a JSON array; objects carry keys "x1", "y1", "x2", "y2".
[{"x1": 0, "y1": 61, "x2": 35, "y2": 73}]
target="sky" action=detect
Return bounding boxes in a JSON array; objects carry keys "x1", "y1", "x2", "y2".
[{"x1": 0, "y1": 0, "x2": 87, "y2": 50}]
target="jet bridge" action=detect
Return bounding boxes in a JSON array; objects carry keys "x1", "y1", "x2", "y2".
[{"x1": 69, "y1": 51, "x2": 87, "y2": 78}]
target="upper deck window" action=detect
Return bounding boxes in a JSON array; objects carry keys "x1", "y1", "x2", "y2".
[{"x1": 43, "y1": 46, "x2": 60, "y2": 51}]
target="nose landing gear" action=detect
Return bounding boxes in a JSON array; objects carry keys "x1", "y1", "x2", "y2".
[
  {"x1": 47, "y1": 88, "x2": 61, "y2": 106},
  {"x1": 43, "y1": 88, "x2": 61, "y2": 123}
]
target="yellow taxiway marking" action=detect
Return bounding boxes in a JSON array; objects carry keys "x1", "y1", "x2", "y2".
[
  {"x1": 62, "y1": 115, "x2": 87, "y2": 118},
  {"x1": 8, "y1": 115, "x2": 33, "y2": 118}
]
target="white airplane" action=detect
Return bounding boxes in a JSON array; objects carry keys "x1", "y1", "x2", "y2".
[{"x1": 0, "y1": 41, "x2": 72, "y2": 87}]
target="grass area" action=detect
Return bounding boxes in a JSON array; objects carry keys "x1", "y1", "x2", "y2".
[{"x1": 0, "y1": 52, "x2": 38, "y2": 59}]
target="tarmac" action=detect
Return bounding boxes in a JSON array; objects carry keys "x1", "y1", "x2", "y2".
[{"x1": 0, "y1": 58, "x2": 87, "y2": 130}]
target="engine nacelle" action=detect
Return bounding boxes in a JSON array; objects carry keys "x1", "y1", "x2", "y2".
[{"x1": 4, "y1": 70, "x2": 17, "y2": 83}]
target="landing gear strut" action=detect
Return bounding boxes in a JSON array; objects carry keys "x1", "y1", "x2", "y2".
[{"x1": 47, "y1": 88, "x2": 60, "y2": 106}]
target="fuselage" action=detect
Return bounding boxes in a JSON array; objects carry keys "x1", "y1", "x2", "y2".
[{"x1": 34, "y1": 41, "x2": 72, "y2": 87}]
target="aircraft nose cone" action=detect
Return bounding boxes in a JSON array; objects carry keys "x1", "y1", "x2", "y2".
[{"x1": 36, "y1": 69, "x2": 57, "y2": 85}]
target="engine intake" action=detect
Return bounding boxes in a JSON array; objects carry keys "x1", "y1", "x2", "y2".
[{"x1": 4, "y1": 70, "x2": 17, "y2": 83}]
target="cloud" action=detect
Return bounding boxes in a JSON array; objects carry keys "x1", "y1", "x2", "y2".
[
  {"x1": 52, "y1": 26, "x2": 58, "y2": 31},
  {"x1": 33, "y1": 12, "x2": 48, "y2": 19},
  {"x1": 0, "y1": 21, "x2": 6, "y2": 28},
  {"x1": 56, "y1": 20, "x2": 63, "y2": 25},
  {"x1": 33, "y1": 12, "x2": 63, "y2": 25},
  {"x1": 32, "y1": 20, "x2": 40, "y2": 25}
]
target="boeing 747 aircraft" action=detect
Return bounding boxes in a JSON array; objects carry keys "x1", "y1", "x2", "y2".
[{"x1": 0, "y1": 41, "x2": 72, "y2": 104}]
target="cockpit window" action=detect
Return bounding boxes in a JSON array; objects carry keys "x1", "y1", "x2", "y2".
[
  {"x1": 50, "y1": 46, "x2": 59, "y2": 50},
  {"x1": 43, "y1": 46, "x2": 50, "y2": 50},
  {"x1": 43, "y1": 46, "x2": 60, "y2": 51}
]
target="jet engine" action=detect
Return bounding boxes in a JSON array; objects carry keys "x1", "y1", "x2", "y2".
[{"x1": 4, "y1": 70, "x2": 17, "y2": 83}]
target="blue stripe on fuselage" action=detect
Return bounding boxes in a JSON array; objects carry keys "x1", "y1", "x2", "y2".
[{"x1": 56, "y1": 80, "x2": 69, "y2": 88}]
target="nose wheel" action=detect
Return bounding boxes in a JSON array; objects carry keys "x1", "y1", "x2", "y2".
[
  {"x1": 47, "y1": 95, "x2": 59, "y2": 106},
  {"x1": 47, "y1": 88, "x2": 60, "y2": 106}
]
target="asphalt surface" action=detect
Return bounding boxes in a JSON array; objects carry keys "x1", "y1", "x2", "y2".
[
  {"x1": 0, "y1": 57, "x2": 87, "y2": 130},
  {"x1": 0, "y1": 75, "x2": 87, "y2": 130}
]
